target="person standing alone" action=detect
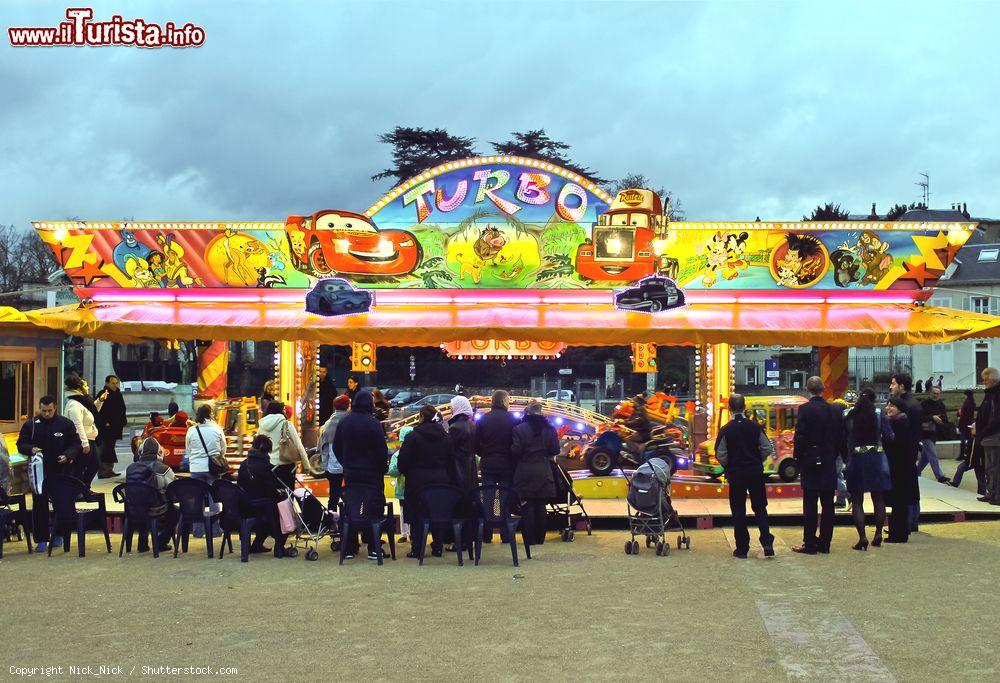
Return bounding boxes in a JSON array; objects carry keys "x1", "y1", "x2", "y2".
[
  {"x1": 974, "y1": 368, "x2": 1000, "y2": 505},
  {"x1": 792, "y1": 376, "x2": 844, "y2": 555},
  {"x1": 716, "y1": 393, "x2": 775, "y2": 559},
  {"x1": 95, "y1": 375, "x2": 127, "y2": 479}
]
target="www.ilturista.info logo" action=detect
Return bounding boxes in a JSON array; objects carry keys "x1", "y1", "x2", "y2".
[{"x1": 8, "y1": 8, "x2": 205, "y2": 48}]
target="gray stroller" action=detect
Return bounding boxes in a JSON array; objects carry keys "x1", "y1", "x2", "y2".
[{"x1": 624, "y1": 457, "x2": 690, "y2": 556}]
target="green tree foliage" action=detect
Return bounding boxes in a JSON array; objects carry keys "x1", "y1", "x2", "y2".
[
  {"x1": 372, "y1": 127, "x2": 477, "y2": 184},
  {"x1": 606, "y1": 173, "x2": 685, "y2": 220},
  {"x1": 803, "y1": 202, "x2": 850, "y2": 221},
  {"x1": 884, "y1": 203, "x2": 919, "y2": 221},
  {"x1": 489, "y1": 129, "x2": 605, "y2": 183}
]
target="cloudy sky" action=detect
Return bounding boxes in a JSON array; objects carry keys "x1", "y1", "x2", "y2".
[{"x1": 3, "y1": 0, "x2": 998, "y2": 230}]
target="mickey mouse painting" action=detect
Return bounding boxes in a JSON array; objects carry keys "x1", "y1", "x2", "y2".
[{"x1": 305, "y1": 277, "x2": 373, "y2": 316}]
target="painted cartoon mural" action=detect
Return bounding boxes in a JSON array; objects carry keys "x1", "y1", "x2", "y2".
[{"x1": 33, "y1": 156, "x2": 976, "y2": 297}]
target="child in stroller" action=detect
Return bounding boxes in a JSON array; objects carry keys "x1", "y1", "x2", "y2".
[
  {"x1": 624, "y1": 457, "x2": 690, "y2": 556},
  {"x1": 274, "y1": 471, "x2": 340, "y2": 562}
]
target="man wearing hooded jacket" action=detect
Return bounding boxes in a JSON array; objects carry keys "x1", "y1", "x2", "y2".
[{"x1": 332, "y1": 390, "x2": 389, "y2": 558}]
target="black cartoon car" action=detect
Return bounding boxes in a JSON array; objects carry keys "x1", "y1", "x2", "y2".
[
  {"x1": 614, "y1": 276, "x2": 685, "y2": 313},
  {"x1": 305, "y1": 278, "x2": 373, "y2": 316}
]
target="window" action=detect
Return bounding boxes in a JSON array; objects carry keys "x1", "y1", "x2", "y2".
[
  {"x1": 931, "y1": 343, "x2": 955, "y2": 373},
  {"x1": 0, "y1": 360, "x2": 34, "y2": 423},
  {"x1": 745, "y1": 365, "x2": 758, "y2": 385},
  {"x1": 972, "y1": 296, "x2": 990, "y2": 315},
  {"x1": 929, "y1": 296, "x2": 952, "y2": 309},
  {"x1": 978, "y1": 248, "x2": 999, "y2": 262}
]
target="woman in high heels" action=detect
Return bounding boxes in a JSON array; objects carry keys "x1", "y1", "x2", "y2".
[{"x1": 844, "y1": 388, "x2": 893, "y2": 550}]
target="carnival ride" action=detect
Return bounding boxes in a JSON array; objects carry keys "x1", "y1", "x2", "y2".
[
  {"x1": 691, "y1": 395, "x2": 807, "y2": 482},
  {"x1": 130, "y1": 397, "x2": 261, "y2": 472}
]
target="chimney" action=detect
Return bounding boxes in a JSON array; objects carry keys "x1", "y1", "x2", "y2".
[
  {"x1": 963, "y1": 202, "x2": 969, "y2": 217},
  {"x1": 870, "y1": 202, "x2": 877, "y2": 218}
]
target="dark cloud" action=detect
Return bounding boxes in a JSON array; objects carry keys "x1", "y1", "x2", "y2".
[{"x1": 2, "y1": 0, "x2": 998, "y2": 231}]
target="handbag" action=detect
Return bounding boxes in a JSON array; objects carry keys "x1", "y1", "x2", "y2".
[
  {"x1": 196, "y1": 426, "x2": 228, "y2": 476},
  {"x1": 277, "y1": 420, "x2": 298, "y2": 465},
  {"x1": 276, "y1": 497, "x2": 297, "y2": 534}
]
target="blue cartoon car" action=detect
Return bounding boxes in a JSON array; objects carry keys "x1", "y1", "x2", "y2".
[{"x1": 305, "y1": 278, "x2": 373, "y2": 316}]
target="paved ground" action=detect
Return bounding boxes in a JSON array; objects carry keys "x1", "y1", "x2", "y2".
[{"x1": 1, "y1": 515, "x2": 998, "y2": 682}]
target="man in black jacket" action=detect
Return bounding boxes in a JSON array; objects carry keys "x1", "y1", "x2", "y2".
[
  {"x1": 16, "y1": 396, "x2": 83, "y2": 552},
  {"x1": 975, "y1": 367, "x2": 1000, "y2": 504},
  {"x1": 475, "y1": 390, "x2": 517, "y2": 488},
  {"x1": 316, "y1": 366, "x2": 337, "y2": 426},
  {"x1": 918, "y1": 385, "x2": 951, "y2": 484},
  {"x1": 332, "y1": 390, "x2": 389, "y2": 558},
  {"x1": 716, "y1": 394, "x2": 775, "y2": 559},
  {"x1": 95, "y1": 375, "x2": 127, "y2": 479},
  {"x1": 792, "y1": 377, "x2": 845, "y2": 554},
  {"x1": 891, "y1": 373, "x2": 925, "y2": 531},
  {"x1": 474, "y1": 390, "x2": 518, "y2": 542}
]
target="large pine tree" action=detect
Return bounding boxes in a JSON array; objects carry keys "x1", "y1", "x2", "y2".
[
  {"x1": 371, "y1": 126, "x2": 477, "y2": 184},
  {"x1": 489, "y1": 129, "x2": 604, "y2": 183}
]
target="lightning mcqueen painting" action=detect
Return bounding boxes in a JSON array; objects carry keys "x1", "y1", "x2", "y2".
[{"x1": 285, "y1": 210, "x2": 422, "y2": 277}]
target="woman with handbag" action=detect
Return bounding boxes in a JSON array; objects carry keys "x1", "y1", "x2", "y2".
[
  {"x1": 257, "y1": 401, "x2": 320, "y2": 489},
  {"x1": 185, "y1": 404, "x2": 227, "y2": 537},
  {"x1": 843, "y1": 388, "x2": 893, "y2": 550}
]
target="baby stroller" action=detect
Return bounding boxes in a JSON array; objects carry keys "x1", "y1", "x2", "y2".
[
  {"x1": 624, "y1": 457, "x2": 690, "y2": 556},
  {"x1": 547, "y1": 460, "x2": 592, "y2": 542},
  {"x1": 275, "y1": 473, "x2": 340, "y2": 562}
]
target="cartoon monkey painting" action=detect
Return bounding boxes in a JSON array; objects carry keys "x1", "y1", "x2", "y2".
[
  {"x1": 858, "y1": 230, "x2": 893, "y2": 286},
  {"x1": 830, "y1": 247, "x2": 861, "y2": 287}
]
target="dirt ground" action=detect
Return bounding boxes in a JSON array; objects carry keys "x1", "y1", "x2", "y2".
[{"x1": 1, "y1": 514, "x2": 998, "y2": 682}]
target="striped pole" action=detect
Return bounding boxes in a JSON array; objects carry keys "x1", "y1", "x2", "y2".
[
  {"x1": 197, "y1": 341, "x2": 229, "y2": 400},
  {"x1": 819, "y1": 346, "x2": 849, "y2": 400}
]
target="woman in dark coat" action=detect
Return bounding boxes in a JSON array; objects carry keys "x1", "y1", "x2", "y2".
[
  {"x1": 448, "y1": 396, "x2": 478, "y2": 492},
  {"x1": 843, "y1": 388, "x2": 893, "y2": 549},
  {"x1": 397, "y1": 405, "x2": 456, "y2": 557},
  {"x1": 511, "y1": 402, "x2": 560, "y2": 547},
  {"x1": 237, "y1": 435, "x2": 290, "y2": 557},
  {"x1": 884, "y1": 398, "x2": 918, "y2": 543}
]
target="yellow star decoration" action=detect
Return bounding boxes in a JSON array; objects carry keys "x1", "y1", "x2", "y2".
[{"x1": 875, "y1": 231, "x2": 952, "y2": 290}]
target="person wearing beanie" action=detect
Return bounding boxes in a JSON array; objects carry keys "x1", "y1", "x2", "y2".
[
  {"x1": 238, "y1": 434, "x2": 291, "y2": 557},
  {"x1": 388, "y1": 425, "x2": 414, "y2": 546},
  {"x1": 398, "y1": 405, "x2": 456, "y2": 558},
  {"x1": 332, "y1": 390, "x2": 389, "y2": 559},
  {"x1": 125, "y1": 437, "x2": 177, "y2": 552},
  {"x1": 319, "y1": 394, "x2": 351, "y2": 512}
]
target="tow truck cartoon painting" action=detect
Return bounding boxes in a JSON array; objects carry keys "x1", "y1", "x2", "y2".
[
  {"x1": 575, "y1": 188, "x2": 676, "y2": 282},
  {"x1": 285, "y1": 210, "x2": 422, "y2": 278}
]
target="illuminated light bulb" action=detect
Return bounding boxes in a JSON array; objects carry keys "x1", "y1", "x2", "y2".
[
  {"x1": 513, "y1": 412, "x2": 523, "y2": 419},
  {"x1": 605, "y1": 233, "x2": 623, "y2": 255},
  {"x1": 576, "y1": 422, "x2": 584, "y2": 430},
  {"x1": 53, "y1": 227, "x2": 69, "y2": 242},
  {"x1": 555, "y1": 417, "x2": 564, "y2": 425}
]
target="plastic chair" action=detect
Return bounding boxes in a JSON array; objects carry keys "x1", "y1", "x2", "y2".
[
  {"x1": 470, "y1": 484, "x2": 530, "y2": 567},
  {"x1": 211, "y1": 479, "x2": 259, "y2": 563},
  {"x1": 113, "y1": 482, "x2": 169, "y2": 558},
  {"x1": 413, "y1": 484, "x2": 468, "y2": 567},
  {"x1": 0, "y1": 490, "x2": 33, "y2": 558},
  {"x1": 167, "y1": 478, "x2": 222, "y2": 559},
  {"x1": 338, "y1": 484, "x2": 396, "y2": 566},
  {"x1": 43, "y1": 474, "x2": 112, "y2": 557}
]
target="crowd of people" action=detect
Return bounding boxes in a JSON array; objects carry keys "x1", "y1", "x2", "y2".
[
  {"x1": 5, "y1": 365, "x2": 999, "y2": 561},
  {"x1": 717, "y1": 368, "x2": 1000, "y2": 558}
]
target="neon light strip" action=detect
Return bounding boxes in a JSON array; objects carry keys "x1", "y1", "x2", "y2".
[{"x1": 83, "y1": 288, "x2": 919, "y2": 307}]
